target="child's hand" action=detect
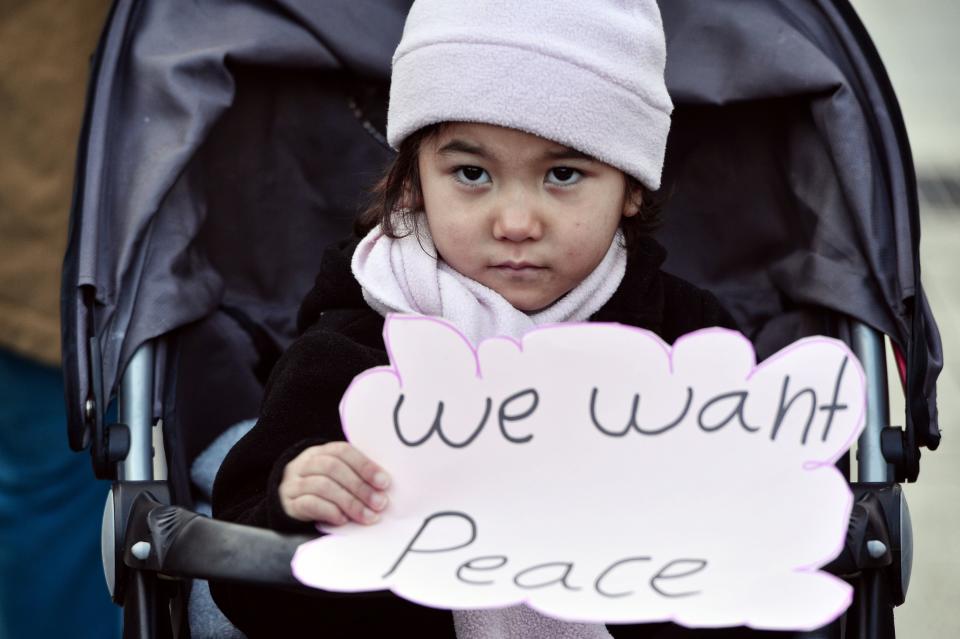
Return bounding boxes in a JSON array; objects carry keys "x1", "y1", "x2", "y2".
[{"x1": 279, "y1": 442, "x2": 391, "y2": 525}]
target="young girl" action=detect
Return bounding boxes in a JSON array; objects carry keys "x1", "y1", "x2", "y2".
[{"x1": 211, "y1": 1, "x2": 741, "y2": 636}]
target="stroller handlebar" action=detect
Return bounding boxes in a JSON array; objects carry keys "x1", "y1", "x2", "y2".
[{"x1": 122, "y1": 490, "x2": 315, "y2": 590}]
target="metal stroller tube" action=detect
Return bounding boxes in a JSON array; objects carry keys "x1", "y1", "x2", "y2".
[
  {"x1": 845, "y1": 321, "x2": 913, "y2": 638},
  {"x1": 851, "y1": 322, "x2": 893, "y2": 483},
  {"x1": 118, "y1": 342, "x2": 156, "y2": 482}
]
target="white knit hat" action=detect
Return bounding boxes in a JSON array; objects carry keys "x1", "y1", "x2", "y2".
[{"x1": 387, "y1": 0, "x2": 674, "y2": 190}]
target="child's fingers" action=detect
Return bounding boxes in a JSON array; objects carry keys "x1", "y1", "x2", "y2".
[
  {"x1": 283, "y1": 494, "x2": 349, "y2": 525},
  {"x1": 280, "y1": 442, "x2": 392, "y2": 524},
  {"x1": 284, "y1": 474, "x2": 381, "y2": 524},
  {"x1": 325, "y1": 441, "x2": 392, "y2": 491},
  {"x1": 295, "y1": 453, "x2": 389, "y2": 513}
]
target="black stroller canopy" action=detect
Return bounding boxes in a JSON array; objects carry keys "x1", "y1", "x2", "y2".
[
  {"x1": 656, "y1": 0, "x2": 942, "y2": 458},
  {"x1": 62, "y1": 0, "x2": 941, "y2": 465}
]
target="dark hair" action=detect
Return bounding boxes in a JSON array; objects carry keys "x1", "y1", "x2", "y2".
[{"x1": 355, "y1": 124, "x2": 665, "y2": 252}]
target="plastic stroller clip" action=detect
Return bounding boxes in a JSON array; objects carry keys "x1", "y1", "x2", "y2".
[
  {"x1": 880, "y1": 426, "x2": 920, "y2": 483},
  {"x1": 87, "y1": 334, "x2": 121, "y2": 479}
]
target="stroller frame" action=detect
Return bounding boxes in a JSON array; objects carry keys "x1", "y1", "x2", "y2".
[{"x1": 63, "y1": 0, "x2": 941, "y2": 637}]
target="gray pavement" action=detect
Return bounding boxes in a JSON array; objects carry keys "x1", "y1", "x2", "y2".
[
  {"x1": 851, "y1": 1, "x2": 959, "y2": 636},
  {"x1": 852, "y1": 0, "x2": 960, "y2": 168},
  {"x1": 892, "y1": 211, "x2": 960, "y2": 637}
]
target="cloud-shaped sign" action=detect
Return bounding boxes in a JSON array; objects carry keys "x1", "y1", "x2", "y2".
[{"x1": 292, "y1": 315, "x2": 865, "y2": 632}]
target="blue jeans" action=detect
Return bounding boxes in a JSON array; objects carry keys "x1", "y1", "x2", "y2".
[{"x1": 0, "y1": 349, "x2": 120, "y2": 639}]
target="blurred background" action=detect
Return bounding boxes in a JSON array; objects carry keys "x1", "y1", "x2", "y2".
[
  {"x1": 0, "y1": 1, "x2": 118, "y2": 638},
  {"x1": 0, "y1": 0, "x2": 954, "y2": 637}
]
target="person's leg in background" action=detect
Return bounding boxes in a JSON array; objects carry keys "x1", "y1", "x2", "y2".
[
  {"x1": 1, "y1": 0, "x2": 117, "y2": 633},
  {"x1": 0, "y1": 348, "x2": 120, "y2": 639}
]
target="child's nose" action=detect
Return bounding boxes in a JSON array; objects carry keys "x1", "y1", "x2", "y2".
[{"x1": 492, "y1": 191, "x2": 544, "y2": 242}]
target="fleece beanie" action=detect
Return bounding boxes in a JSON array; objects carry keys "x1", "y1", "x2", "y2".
[{"x1": 387, "y1": 0, "x2": 673, "y2": 190}]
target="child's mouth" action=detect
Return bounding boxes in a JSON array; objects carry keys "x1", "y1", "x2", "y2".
[
  {"x1": 490, "y1": 263, "x2": 547, "y2": 283},
  {"x1": 493, "y1": 261, "x2": 544, "y2": 271}
]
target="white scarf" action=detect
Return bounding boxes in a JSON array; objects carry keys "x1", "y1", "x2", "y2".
[
  {"x1": 351, "y1": 219, "x2": 627, "y2": 346},
  {"x1": 351, "y1": 218, "x2": 622, "y2": 638}
]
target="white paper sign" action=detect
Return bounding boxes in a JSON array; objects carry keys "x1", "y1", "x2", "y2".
[{"x1": 292, "y1": 315, "x2": 866, "y2": 631}]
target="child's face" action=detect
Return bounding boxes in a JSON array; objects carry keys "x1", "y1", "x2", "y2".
[{"x1": 418, "y1": 123, "x2": 638, "y2": 312}]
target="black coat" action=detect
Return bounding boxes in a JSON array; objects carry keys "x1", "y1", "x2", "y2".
[{"x1": 211, "y1": 236, "x2": 765, "y2": 639}]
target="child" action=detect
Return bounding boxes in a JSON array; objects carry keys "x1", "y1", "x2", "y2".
[{"x1": 211, "y1": 1, "x2": 742, "y2": 636}]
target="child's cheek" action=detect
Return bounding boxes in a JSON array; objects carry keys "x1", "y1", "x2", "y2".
[{"x1": 433, "y1": 228, "x2": 477, "y2": 270}]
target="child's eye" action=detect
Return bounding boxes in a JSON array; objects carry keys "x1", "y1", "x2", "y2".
[
  {"x1": 546, "y1": 167, "x2": 583, "y2": 186},
  {"x1": 454, "y1": 166, "x2": 491, "y2": 186}
]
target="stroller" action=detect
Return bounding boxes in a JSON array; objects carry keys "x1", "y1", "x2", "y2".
[{"x1": 61, "y1": 0, "x2": 943, "y2": 637}]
